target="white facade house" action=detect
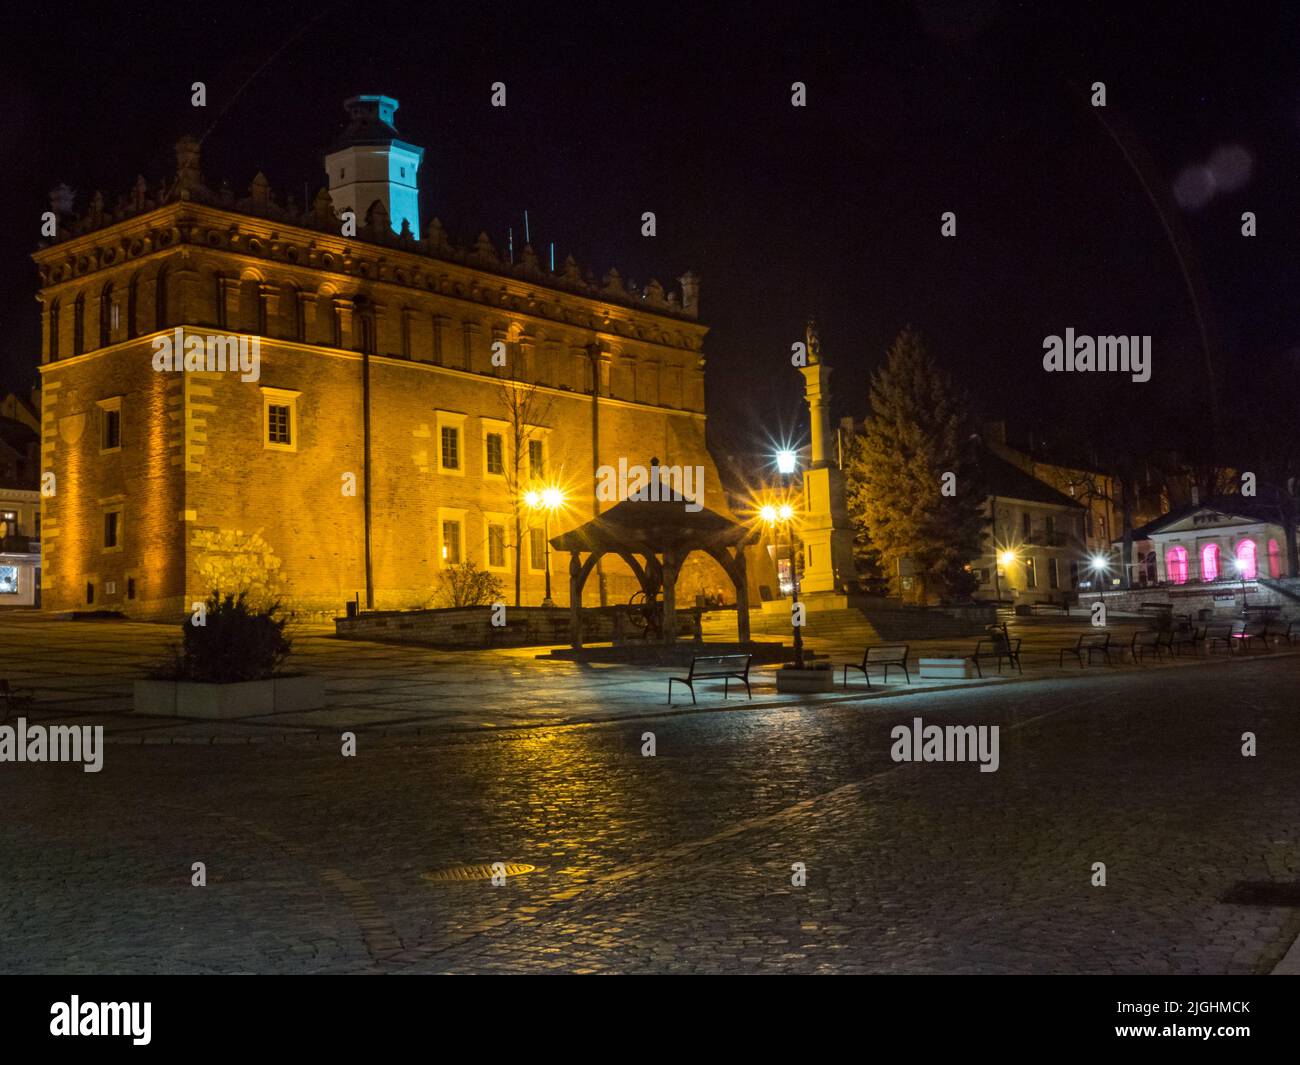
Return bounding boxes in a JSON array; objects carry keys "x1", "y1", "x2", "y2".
[{"x1": 1130, "y1": 498, "x2": 1290, "y2": 587}]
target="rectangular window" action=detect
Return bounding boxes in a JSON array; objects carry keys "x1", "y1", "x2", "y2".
[
  {"x1": 0, "y1": 511, "x2": 17, "y2": 539},
  {"x1": 441, "y1": 425, "x2": 460, "y2": 470},
  {"x1": 529, "y1": 527, "x2": 546, "y2": 571},
  {"x1": 488, "y1": 524, "x2": 506, "y2": 569},
  {"x1": 1069, "y1": 560, "x2": 1080, "y2": 589},
  {"x1": 98, "y1": 397, "x2": 122, "y2": 452},
  {"x1": 441, "y1": 520, "x2": 462, "y2": 564},
  {"x1": 528, "y1": 438, "x2": 545, "y2": 481},
  {"x1": 267, "y1": 404, "x2": 291, "y2": 445},
  {"x1": 1024, "y1": 556, "x2": 1037, "y2": 589},
  {"x1": 486, "y1": 433, "x2": 505, "y2": 476},
  {"x1": 0, "y1": 565, "x2": 18, "y2": 595},
  {"x1": 104, "y1": 509, "x2": 121, "y2": 549},
  {"x1": 1048, "y1": 557, "x2": 1059, "y2": 590},
  {"x1": 262, "y1": 387, "x2": 300, "y2": 452},
  {"x1": 102, "y1": 408, "x2": 120, "y2": 450},
  {"x1": 1045, "y1": 515, "x2": 1055, "y2": 540},
  {"x1": 1022, "y1": 512, "x2": 1031, "y2": 539}
]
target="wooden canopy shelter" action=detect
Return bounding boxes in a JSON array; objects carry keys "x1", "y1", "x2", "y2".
[{"x1": 550, "y1": 499, "x2": 759, "y2": 648}]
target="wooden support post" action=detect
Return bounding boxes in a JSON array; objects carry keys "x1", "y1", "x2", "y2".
[
  {"x1": 734, "y1": 547, "x2": 751, "y2": 643},
  {"x1": 661, "y1": 550, "x2": 679, "y2": 643},
  {"x1": 569, "y1": 551, "x2": 583, "y2": 649}
]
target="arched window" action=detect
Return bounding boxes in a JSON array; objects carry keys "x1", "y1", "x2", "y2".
[
  {"x1": 127, "y1": 273, "x2": 139, "y2": 339},
  {"x1": 73, "y1": 293, "x2": 85, "y2": 355},
  {"x1": 48, "y1": 299, "x2": 60, "y2": 360},
  {"x1": 1234, "y1": 539, "x2": 1257, "y2": 581},
  {"x1": 1201, "y1": 543, "x2": 1220, "y2": 582},
  {"x1": 155, "y1": 265, "x2": 169, "y2": 330},
  {"x1": 1166, "y1": 545, "x2": 1188, "y2": 585},
  {"x1": 1268, "y1": 539, "x2": 1282, "y2": 579},
  {"x1": 99, "y1": 282, "x2": 115, "y2": 347}
]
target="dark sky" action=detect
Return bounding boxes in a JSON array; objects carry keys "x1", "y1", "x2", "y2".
[{"x1": 6, "y1": 1, "x2": 1299, "y2": 468}]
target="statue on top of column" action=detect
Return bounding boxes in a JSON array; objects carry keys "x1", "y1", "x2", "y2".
[{"x1": 805, "y1": 317, "x2": 823, "y2": 365}]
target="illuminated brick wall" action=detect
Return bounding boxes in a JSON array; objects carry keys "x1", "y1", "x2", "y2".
[{"x1": 35, "y1": 203, "x2": 732, "y2": 619}]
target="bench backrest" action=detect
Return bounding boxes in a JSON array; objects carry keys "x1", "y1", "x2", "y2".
[
  {"x1": 864, "y1": 644, "x2": 908, "y2": 665},
  {"x1": 688, "y1": 654, "x2": 752, "y2": 678}
]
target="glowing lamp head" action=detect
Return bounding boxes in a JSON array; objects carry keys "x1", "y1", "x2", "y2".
[
  {"x1": 524, "y1": 490, "x2": 541, "y2": 509},
  {"x1": 998, "y1": 550, "x2": 1016, "y2": 567},
  {"x1": 759, "y1": 504, "x2": 778, "y2": 524},
  {"x1": 776, "y1": 450, "x2": 798, "y2": 475},
  {"x1": 541, "y1": 487, "x2": 564, "y2": 510},
  {"x1": 778, "y1": 503, "x2": 794, "y2": 522},
  {"x1": 1090, "y1": 555, "x2": 1108, "y2": 572}
]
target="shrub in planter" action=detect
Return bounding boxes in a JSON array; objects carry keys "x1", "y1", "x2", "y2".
[{"x1": 154, "y1": 592, "x2": 292, "y2": 683}]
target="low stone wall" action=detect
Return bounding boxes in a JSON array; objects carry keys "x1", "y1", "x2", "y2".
[
  {"x1": 1078, "y1": 580, "x2": 1300, "y2": 620},
  {"x1": 333, "y1": 604, "x2": 706, "y2": 648}
]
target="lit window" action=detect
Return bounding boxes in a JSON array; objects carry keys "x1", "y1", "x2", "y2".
[
  {"x1": 1166, "y1": 545, "x2": 1188, "y2": 585},
  {"x1": 528, "y1": 439, "x2": 544, "y2": 481},
  {"x1": 529, "y1": 527, "x2": 546, "y2": 571},
  {"x1": 442, "y1": 520, "x2": 462, "y2": 564},
  {"x1": 1201, "y1": 543, "x2": 1220, "y2": 582},
  {"x1": 0, "y1": 566, "x2": 18, "y2": 595},
  {"x1": 1234, "y1": 539, "x2": 1257, "y2": 581}
]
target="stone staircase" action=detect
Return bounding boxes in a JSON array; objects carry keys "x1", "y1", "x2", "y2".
[{"x1": 702, "y1": 598, "x2": 992, "y2": 653}]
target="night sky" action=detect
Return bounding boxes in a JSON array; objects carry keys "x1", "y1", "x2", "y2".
[{"x1": 6, "y1": 1, "x2": 1299, "y2": 468}]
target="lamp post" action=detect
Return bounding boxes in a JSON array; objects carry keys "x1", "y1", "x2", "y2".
[
  {"x1": 771, "y1": 447, "x2": 806, "y2": 669},
  {"x1": 997, "y1": 550, "x2": 1017, "y2": 605},
  {"x1": 525, "y1": 486, "x2": 564, "y2": 606},
  {"x1": 1090, "y1": 554, "x2": 1109, "y2": 604}
]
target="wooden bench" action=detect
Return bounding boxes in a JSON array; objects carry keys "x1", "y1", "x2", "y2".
[
  {"x1": 1170, "y1": 624, "x2": 1206, "y2": 657},
  {"x1": 1059, "y1": 632, "x2": 1113, "y2": 667},
  {"x1": 967, "y1": 632, "x2": 1022, "y2": 677},
  {"x1": 842, "y1": 644, "x2": 910, "y2": 688},
  {"x1": 1205, "y1": 622, "x2": 1247, "y2": 654},
  {"x1": 1278, "y1": 619, "x2": 1299, "y2": 646},
  {"x1": 1129, "y1": 628, "x2": 1172, "y2": 662},
  {"x1": 668, "y1": 654, "x2": 753, "y2": 705}
]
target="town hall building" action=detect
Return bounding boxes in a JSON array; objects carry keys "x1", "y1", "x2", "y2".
[{"x1": 33, "y1": 95, "x2": 731, "y2": 619}]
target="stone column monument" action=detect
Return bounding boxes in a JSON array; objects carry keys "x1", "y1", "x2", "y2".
[{"x1": 797, "y1": 318, "x2": 857, "y2": 596}]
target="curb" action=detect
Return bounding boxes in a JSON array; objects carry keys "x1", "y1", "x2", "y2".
[{"x1": 91, "y1": 646, "x2": 1300, "y2": 745}]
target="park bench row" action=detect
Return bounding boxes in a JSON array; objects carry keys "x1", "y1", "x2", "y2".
[{"x1": 666, "y1": 619, "x2": 1299, "y2": 702}]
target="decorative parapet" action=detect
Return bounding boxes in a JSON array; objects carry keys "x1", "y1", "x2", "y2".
[{"x1": 36, "y1": 136, "x2": 701, "y2": 322}]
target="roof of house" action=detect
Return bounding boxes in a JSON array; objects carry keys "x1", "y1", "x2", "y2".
[
  {"x1": 980, "y1": 450, "x2": 1085, "y2": 509},
  {"x1": 1129, "y1": 494, "x2": 1287, "y2": 539}
]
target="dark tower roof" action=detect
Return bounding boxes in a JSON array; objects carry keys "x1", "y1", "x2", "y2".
[{"x1": 330, "y1": 95, "x2": 407, "y2": 151}]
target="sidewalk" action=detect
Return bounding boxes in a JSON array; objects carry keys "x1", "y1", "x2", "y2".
[{"x1": 1, "y1": 611, "x2": 1295, "y2": 742}]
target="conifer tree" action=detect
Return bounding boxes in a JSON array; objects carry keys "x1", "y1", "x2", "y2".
[{"x1": 844, "y1": 328, "x2": 985, "y2": 603}]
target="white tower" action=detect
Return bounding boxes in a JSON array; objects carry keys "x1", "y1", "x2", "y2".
[{"x1": 325, "y1": 95, "x2": 424, "y2": 236}]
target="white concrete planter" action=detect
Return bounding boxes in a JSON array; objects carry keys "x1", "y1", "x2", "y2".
[
  {"x1": 133, "y1": 675, "x2": 325, "y2": 718},
  {"x1": 776, "y1": 667, "x2": 836, "y2": 693},
  {"x1": 918, "y1": 658, "x2": 976, "y2": 680}
]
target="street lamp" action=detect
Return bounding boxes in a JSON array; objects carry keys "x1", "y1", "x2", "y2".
[
  {"x1": 775, "y1": 449, "x2": 798, "y2": 476},
  {"x1": 1090, "y1": 554, "x2": 1109, "y2": 602},
  {"x1": 762, "y1": 493, "x2": 804, "y2": 668},
  {"x1": 525, "y1": 486, "x2": 565, "y2": 606},
  {"x1": 994, "y1": 549, "x2": 1017, "y2": 605}
]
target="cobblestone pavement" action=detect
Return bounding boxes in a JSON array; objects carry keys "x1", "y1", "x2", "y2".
[
  {"x1": 2, "y1": 655, "x2": 1297, "y2": 974},
  {"x1": 0, "y1": 610, "x2": 1285, "y2": 739}
]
